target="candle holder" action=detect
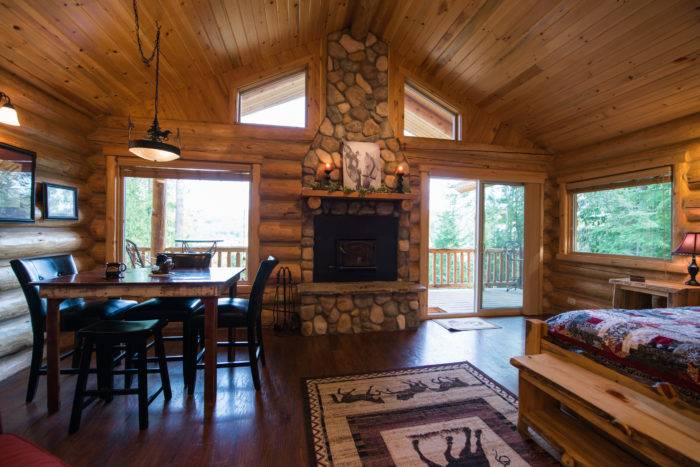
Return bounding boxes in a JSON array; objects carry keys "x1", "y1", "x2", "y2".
[
  {"x1": 396, "y1": 167, "x2": 405, "y2": 193},
  {"x1": 324, "y1": 163, "x2": 332, "y2": 186}
]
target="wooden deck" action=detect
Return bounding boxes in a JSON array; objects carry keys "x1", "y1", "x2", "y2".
[{"x1": 428, "y1": 287, "x2": 523, "y2": 313}]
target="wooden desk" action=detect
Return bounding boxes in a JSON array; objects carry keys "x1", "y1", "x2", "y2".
[
  {"x1": 609, "y1": 278, "x2": 700, "y2": 308},
  {"x1": 32, "y1": 267, "x2": 244, "y2": 413}
]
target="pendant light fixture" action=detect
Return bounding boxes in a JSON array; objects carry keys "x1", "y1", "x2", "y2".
[
  {"x1": 128, "y1": 0, "x2": 180, "y2": 162},
  {"x1": 0, "y1": 92, "x2": 20, "y2": 126}
]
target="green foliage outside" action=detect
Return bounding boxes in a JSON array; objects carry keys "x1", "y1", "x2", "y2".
[
  {"x1": 122, "y1": 178, "x2": 249, "y2": 264},
  {"x1": 483, "y1": 184, "x2": 524, "y2": 250},
  {"x1": 431, "y1": 186, "x2": 467, "y2": 248},
  {"x1": 429, "y1": 181, "x2": 523, "y2": 250},
  {"x1": 124, "y1": 177, "x2": 152, "y2": 247},
  {"x1": 574, "y1": 182, "x2": 671, "y2": 258}
]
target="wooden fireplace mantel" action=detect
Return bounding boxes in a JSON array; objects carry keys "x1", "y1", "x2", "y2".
[
  {"x1": 298, "y1": 281, "x2": 426, "y2": 295},
  {"x1": 301, "y1": 188, "x2": 416, "y2": 200}
]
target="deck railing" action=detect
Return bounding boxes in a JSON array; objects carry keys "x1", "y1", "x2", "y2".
[
  {"x1": 429, "y1": 248, "x2": 522, "y2": 289},
  {"x1": 132, "y1": 246, "x2": 248, "y2": 268}
]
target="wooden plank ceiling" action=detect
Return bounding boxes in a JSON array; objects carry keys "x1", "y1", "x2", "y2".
[{"x1": 0, "y1": 0, "x2": 698, "y2": 153}]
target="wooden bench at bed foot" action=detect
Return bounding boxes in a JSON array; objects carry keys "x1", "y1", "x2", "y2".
[{"x1": 511, "y1": 353, "x2": 700, "y2": 466}]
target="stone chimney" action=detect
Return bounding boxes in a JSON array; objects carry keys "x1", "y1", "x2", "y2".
[{"x1": 302, "y1": 30, "x2": 409, "y2": 187}]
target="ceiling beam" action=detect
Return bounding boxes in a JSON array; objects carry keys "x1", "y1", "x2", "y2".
[{"x1": 350, "y1": 0, "x2": 381, "y2": 41}]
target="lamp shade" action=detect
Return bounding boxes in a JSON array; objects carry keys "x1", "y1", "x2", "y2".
[
  {"x1": 0, "y1": 101, "x2": 19, "y2": 126},
  {"x1": 672, "y1": 232, "x2": 700, "y2": 255},
  {"x1": 128, "y1": 138, "x2": 180, "y2": 162}
]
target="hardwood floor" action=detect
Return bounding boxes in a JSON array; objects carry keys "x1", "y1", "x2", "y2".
[{"x1": 0, "y1": 317, "x2": 526, "y2": 466}]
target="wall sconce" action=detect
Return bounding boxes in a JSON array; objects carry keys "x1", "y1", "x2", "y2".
[{"x1": 0, "y1": 92, "x2": 20, "y2": 126}]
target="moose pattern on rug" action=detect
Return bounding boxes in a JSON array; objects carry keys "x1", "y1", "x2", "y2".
[
  {"x1": 305, "y1": 362, "x2": 557, "y2": 466},
  {"x1": 330, "y1": 377, "x2": 475, "y2": 404}
]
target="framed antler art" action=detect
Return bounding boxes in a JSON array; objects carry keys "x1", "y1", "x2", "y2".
[{"x1": 341, "y1": 141, "x2": 381, "y2": 191}]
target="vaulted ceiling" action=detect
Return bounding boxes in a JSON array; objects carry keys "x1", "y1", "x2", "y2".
[{"x1": 1, "y1": 0, "x2": 698, "y2": 153}]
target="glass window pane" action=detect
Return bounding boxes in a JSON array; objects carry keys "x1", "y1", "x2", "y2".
[
  {"x1": 164, "y1": 179, "x2": 249, "y2": 249},
  {"x1": 123, "y1": 177, "x2": 153, "y2": 263},
  {"x1": 427, "y1": 178, "x2": 477, "y2": 314},
  {"x1": 123, "y1": 178, "x2": 250, "y2": 275},
  {"x1": 239, "y1": 71, "x2": 306, "y2": 128},
  {"x1": 481, "y1": 184, "x2": 524, "y2": 309},
  {"x1": 404, "y1": 82, "x2": 458, "y2": 139},
  {"x1": 574, "y1": 182, "x2": 672, "y2": 258}
]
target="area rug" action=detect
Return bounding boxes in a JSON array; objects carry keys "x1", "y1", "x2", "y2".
[
  {"x1": 433, "y1": 317, "x2": 500, "y2": 332},
  {"x1": 304, "y1": 361, "x2": 557, "y2": 466}
]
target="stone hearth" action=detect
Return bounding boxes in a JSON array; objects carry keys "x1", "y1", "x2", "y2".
[{"x1": 299, "y1": 289, "x2": 422, "y2": 335}]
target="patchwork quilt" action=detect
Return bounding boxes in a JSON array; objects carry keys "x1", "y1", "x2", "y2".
[{"x1": 546, "y1": 307, "x2": 700, "y2": 394}]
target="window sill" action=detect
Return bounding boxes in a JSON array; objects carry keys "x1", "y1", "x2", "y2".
[{"x1": 556, "y1": 252, "x2": 686, "y2": 273}]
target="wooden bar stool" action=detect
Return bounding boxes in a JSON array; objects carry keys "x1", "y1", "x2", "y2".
[{"x1": 69, "y1": 319, "x2": 171, "y2": 433}]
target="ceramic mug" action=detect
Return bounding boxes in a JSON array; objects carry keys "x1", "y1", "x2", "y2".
[{"x1": 105, "y1": 262, "x2": 127, "y2": 279}]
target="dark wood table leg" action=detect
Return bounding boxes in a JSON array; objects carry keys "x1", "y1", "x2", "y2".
[
  {"x1": 203, "y1": 297, "x2": 218, "y2": 408},
  {"x1": 46, "y1": 298, "x2": 61, "y2": 413}
]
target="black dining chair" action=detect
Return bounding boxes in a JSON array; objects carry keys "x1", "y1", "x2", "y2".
[
  {"x1": 123, "y1": 252, "x2": 212, "y2": 389},
  {"x1": 188, "y1": 256, "x2": 278, "y2": 393},
  {"x1": 10, "y1": 254, "x2": 138, "y2": 403}
]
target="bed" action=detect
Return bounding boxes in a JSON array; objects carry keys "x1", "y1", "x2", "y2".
[
  {"x1": 511, "y1": 310, "x2": 700, "y2": 466},
  {"x1": 545, "y1": 307, "x2": 700, "y2": 400}
]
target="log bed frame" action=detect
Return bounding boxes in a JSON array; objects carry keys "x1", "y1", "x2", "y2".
[{"x1": 511, "y1": 319, "x2": 700, "y2": 466}]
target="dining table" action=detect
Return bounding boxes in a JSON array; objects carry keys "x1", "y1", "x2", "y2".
[{"x1": 31, "y1": 266, "x2": 245, "y2": 414}]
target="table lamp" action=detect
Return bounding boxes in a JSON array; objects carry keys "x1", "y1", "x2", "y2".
[{"x1": 672, "y1": 232, "x2": 700, "y2": 285}]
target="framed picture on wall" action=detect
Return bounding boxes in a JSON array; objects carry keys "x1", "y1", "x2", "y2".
[
  {"x1": 43, "y1": 183, "x2": 78, "y2": 220},
  {"x1": 0, "y1": 142, "x2": 36, "y2": 222},
  {"x1": 342, "y1": 141, "x2": 381, "y2": 190}
]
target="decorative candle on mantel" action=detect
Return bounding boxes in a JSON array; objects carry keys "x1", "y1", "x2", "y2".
[
  {"x1": 324, "y1": 162, "x2": 332, "y2": 185},
  {"x1": 396, "y1": 164, "x2": 405, "y2": 193}
]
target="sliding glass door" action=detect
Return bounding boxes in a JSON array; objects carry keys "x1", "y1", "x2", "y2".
[
  {"x1": 478, "y1": 183, "x2": 524, "y2": 311},
  {"x1": 427, "y1": 178, "x2": 525, "y2": 315}
]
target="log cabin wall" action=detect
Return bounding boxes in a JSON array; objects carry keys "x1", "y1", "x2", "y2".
[
  {"x1": 89, "y1": 27, "x2": 550, "y2": 314},
  {"x1": 0, "y1": 74, "x2": 98, "y2": 380},
  {"x1": 542, "y1": 114, "x2": 700, "y2": 314}
]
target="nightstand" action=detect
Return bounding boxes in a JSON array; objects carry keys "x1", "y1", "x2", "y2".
[{"x1": 609, "y1": 278, "x2": 700, "y2": 308}]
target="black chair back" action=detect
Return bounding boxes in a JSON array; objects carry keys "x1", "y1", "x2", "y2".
[
  {"x1": 248, "y1": 256, "x2": 278, "y2": 324},
  {"x1": 10, "y1": 255, "x2": 80, "y2": 333},
  {"x1": 156, "y1": 253, "x2": 212, "y2": 269}
]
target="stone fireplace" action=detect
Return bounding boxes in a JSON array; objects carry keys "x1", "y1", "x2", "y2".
[{"x1": 297, "y1": 29, "x2": 423, "y2": 336}]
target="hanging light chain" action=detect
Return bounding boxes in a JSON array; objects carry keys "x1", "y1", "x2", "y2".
[
  {"x1": 132, "y1": 0, "x2": 160, "y2": 67},
  {"x1": 132, "y1": 0, "x2": 169, "y2": 142}
]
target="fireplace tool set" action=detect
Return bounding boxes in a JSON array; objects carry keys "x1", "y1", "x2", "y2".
[{"x1": 272, "y1": 266, "x2": 300, "y2": 335}]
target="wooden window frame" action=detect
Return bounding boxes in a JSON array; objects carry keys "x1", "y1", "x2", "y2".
[
  {"x1": 557, "y1": 166, "x2": 677, "y2": 270},
  {"x1": 234, "y1": 67, "x2": 309, "y2": 130},
  {"x1": 110, "y1": 157, "x2": 260, "y2": 287},
  {"x1": 402, "y1": 79, "x2": 461, "y2": 142}
]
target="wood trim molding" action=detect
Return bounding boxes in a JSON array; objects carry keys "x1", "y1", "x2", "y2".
[
  {"x1": 104, "y1": 155, "x2": 118, "y2": 263},
  {"x1": 248, "y1": 163, "x2": 261, "y2": 281},
  {"x1": 523, "y1": 183, "x2": 544, "y2": 316},
  {"x1": 426, "y1": 165, "x2": 546, "y2": 184},
  {"x1": 418, "y1": 168, "x2": 429, "y2": 320}
]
